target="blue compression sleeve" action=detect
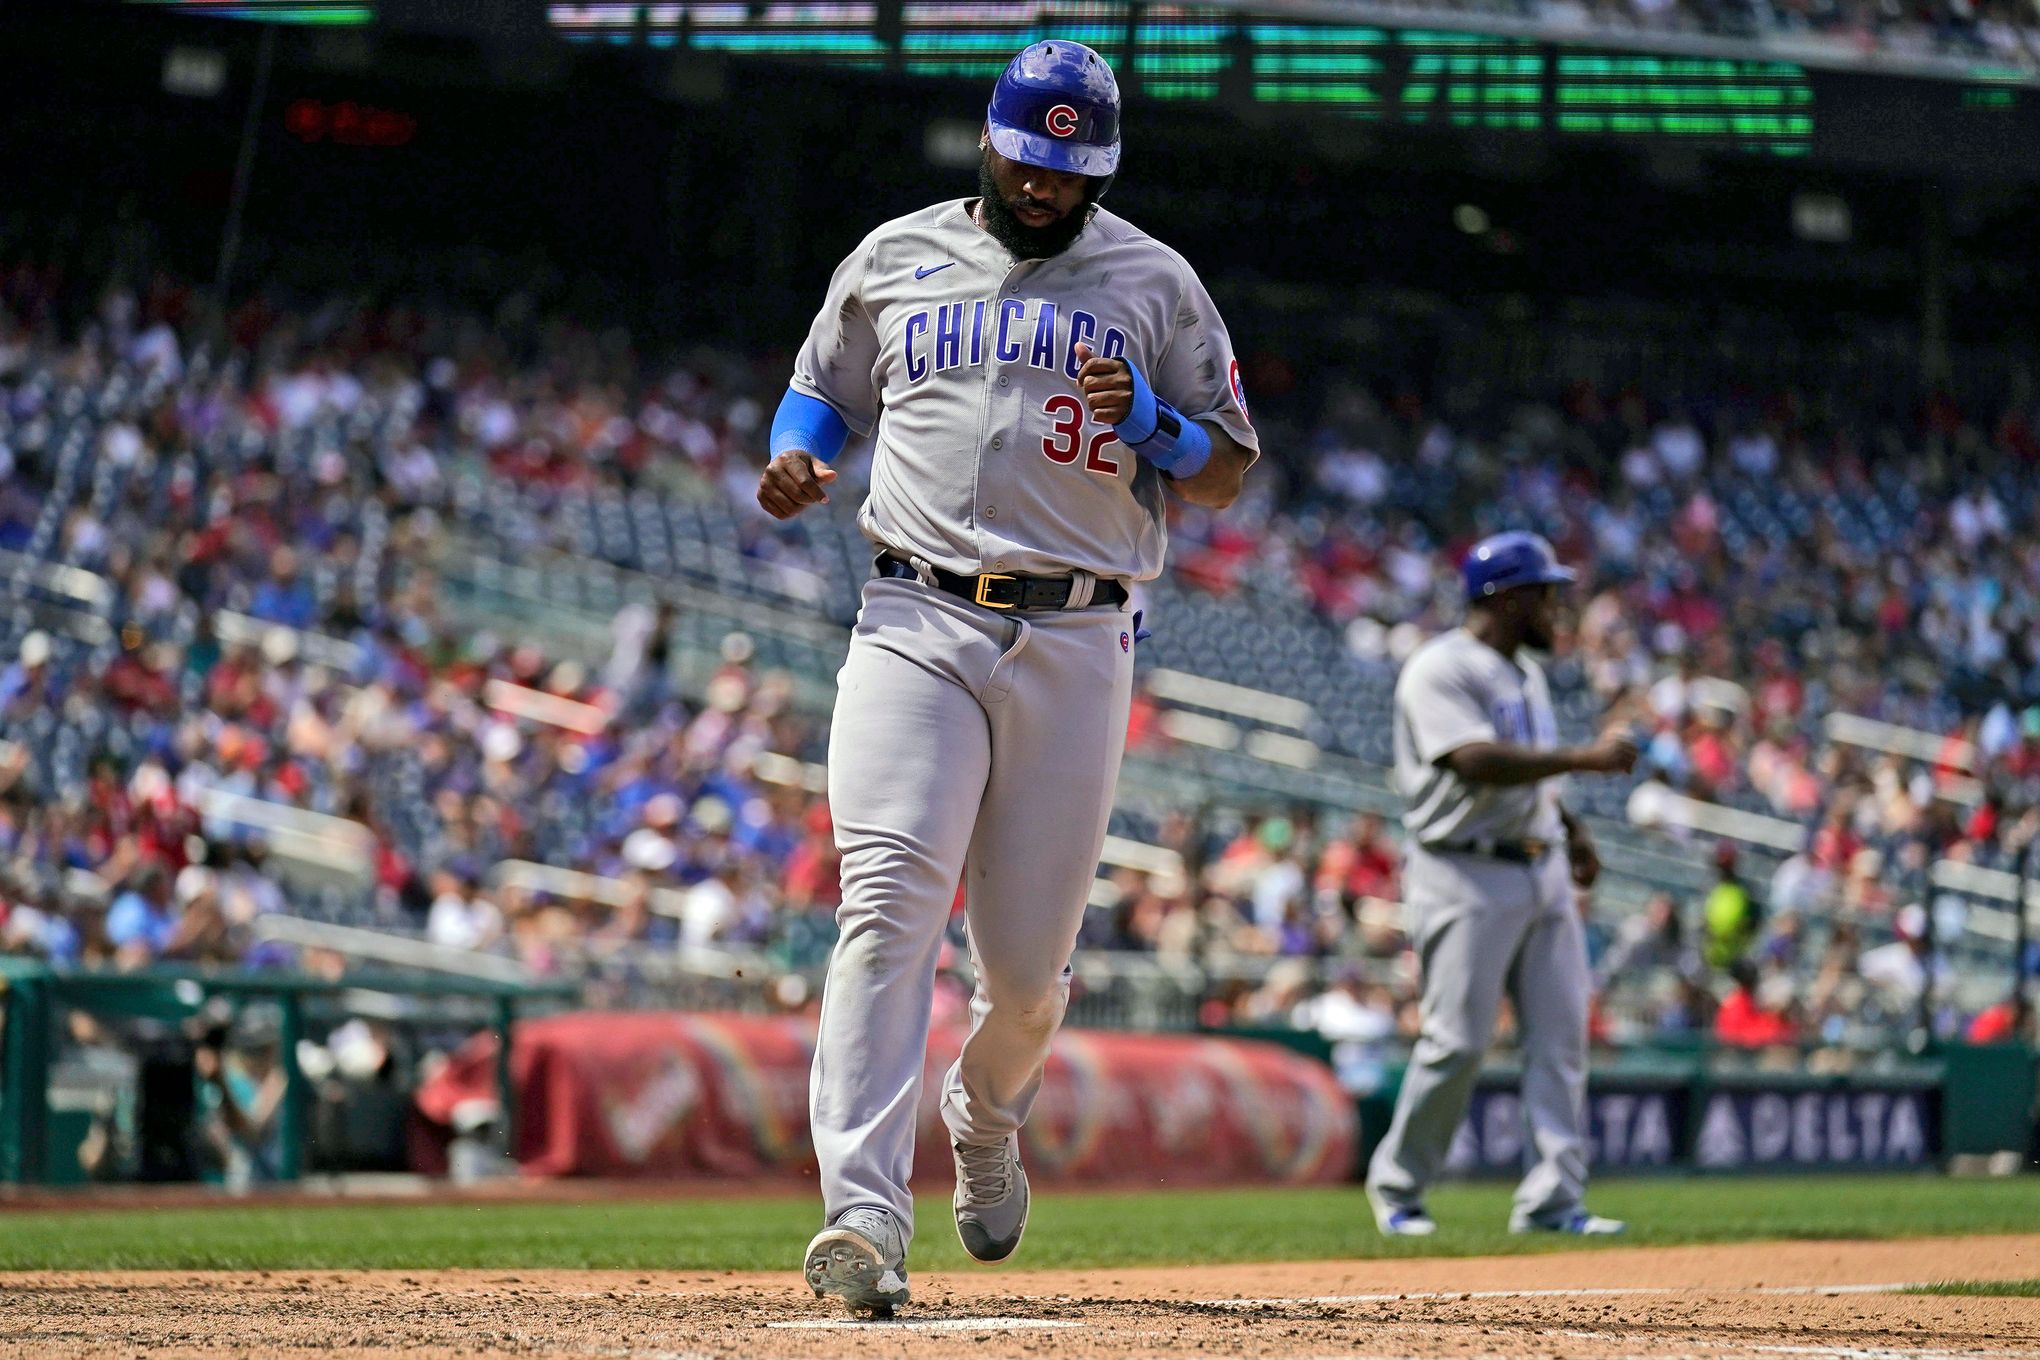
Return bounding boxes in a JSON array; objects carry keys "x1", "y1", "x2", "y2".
[
  {"x1": 1114, "y1": 360, "x2": 1212, "y2": 479},
  {"x1": 1117, "y1": 361, "x2": 1161, "y2": 444},
  {"x1": 769, "y1": 388, "x2": 852, "y2": 464}
]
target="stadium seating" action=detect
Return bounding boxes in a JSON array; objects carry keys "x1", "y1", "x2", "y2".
[{"x1": 1, "y1": 273, "x2": 2033, "y2": 1059}]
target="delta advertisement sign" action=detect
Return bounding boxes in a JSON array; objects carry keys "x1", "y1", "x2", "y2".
[
  {"x1": 1443, "y1": 1082, "x2": 1937, "y2": 1173},
  {"x1": 1691, "y1": 1087, "x2": 1936, "y2": 1169}
]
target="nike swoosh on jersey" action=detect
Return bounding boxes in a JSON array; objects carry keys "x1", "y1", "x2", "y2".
[{"x1": 914, "y1": 263, "x2": 956, "y2": 280}]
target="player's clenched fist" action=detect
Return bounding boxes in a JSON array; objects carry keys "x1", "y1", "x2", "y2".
[
  {"x1": 1072, "y1": 341, "x2": 1132, "y2": 426},
  {"x1": 1575, "y1": 728, "x2": 1641, "y2": 775},
  {"x1": 756, "y1": 450, "x2": 838, "y2": 520}
]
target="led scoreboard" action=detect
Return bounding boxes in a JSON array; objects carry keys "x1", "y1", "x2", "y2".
[
  {"x1": 543, "y1": 4, "x2": 2040, "y2": 169},
  {"x1": 116, "y1": 1, "x2": 2037, "y2": 170},
  {"x1": 127, "y1": 0, "x2": 375, "y2": 21},
  {"x1": 548, "y1": 4, "x2": 1813, "y2": 153}
]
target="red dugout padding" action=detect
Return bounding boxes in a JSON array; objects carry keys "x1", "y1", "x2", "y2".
[{"x1": 414, "y1": 1012, "x2": 1355, "y2": 1184}]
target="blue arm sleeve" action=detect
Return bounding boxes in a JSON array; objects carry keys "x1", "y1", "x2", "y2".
[
  {"x1": 769, "y1": 388, "x2": 852, "y2": 464},
  {"x1": 1114, "y1": 361, "x2": 1212, "y2": 479}
]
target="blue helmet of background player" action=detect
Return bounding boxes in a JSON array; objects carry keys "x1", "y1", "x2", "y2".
[
  {"x1": 986, "y1": 40, "x2": 1122, "y2": 178},
  {"x1": 1462, "y1": 531, "x2": 1577, "y2": 602}
]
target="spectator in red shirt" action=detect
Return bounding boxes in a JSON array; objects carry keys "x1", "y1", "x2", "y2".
[
  {"x1": 1714, "y1": 959, "x2": 1798, "y2": 1048},
  {"x1": 782, "y1": 801, "x2": 842, "y2": 911},
  {"x1": 1685, "y1": 713, "x2": 1739, "y2": 796},
  {"x1": 1314, "y1": 811, "x2": 1398, "y2": 911},
  {"x1": 1810, "y1": 807, "x2": 1862, "y2": 874},
  {"x1": 1933, "y1": 717, "x2": 1981, "y2": 793},
  {"x1": 1749, "y1": 639, "x2": 1804, "y2": 728},
  {"x1": 1123, "y1": 685, "x2": 1163, "y2": 753},
  {"x1": 1965, "y1": 995, "x2": 2031, "y2": 1045},
  {"x1": 104, "y1": 638, "x2": 179, "y2": 717}
]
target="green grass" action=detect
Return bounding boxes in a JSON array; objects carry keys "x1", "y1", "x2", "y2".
[
  {"x1": 1904, "y1": 1279, "x2": 2040, "y2": 1297},
  {"x1": 0, "y1": 1176, "x2": 2036, "y2": 1272}
]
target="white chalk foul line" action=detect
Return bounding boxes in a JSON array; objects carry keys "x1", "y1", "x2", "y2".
[
  {"x1": 1269, "y1": 1343, "x2": 2040, "y2": 1360},
  {"x1": 1211, "y1": 1285, "x2": 1666, "y2": 1307},
  {"x1": 1285, "y1": 1355, "x2": 2040, "y2": 1360},
  {"x1": 766, "y1": 1315, "x2": 1083, "y2": 1332},
  {"x1": 1744, "y1": 1348, "x2": 2040, "y2": 1360},
  {"x1": 1555, "y1": 1330, "x2": 2040, "y2": 1360},
  {"x1": 1202, "y1": 1283, "x2": 1926, "y2": 1308}
]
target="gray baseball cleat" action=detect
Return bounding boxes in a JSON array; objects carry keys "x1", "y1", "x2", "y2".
[
  {"x1": 803, "y1": 1207, "x2": 910, "y2": 1316},
  {"x1": 952, "y1": 1135, "x2": 1030, "y2": 1263}
]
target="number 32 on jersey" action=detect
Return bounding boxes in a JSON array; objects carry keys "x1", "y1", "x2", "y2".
[{"x1": 1040, "y1": 394, "x2": 1120, "y2": 476}]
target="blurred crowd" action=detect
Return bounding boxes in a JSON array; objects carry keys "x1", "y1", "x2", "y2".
[
  {"x1": 1382, "y1": 0, "x2": 2040, "y2": 70},
  {"x1": 0, "y1": 261, "x2": 2035, "y2": 1064},
  {"x1": 1084, "y1": 802, "x2": 2032, "y2": 1092},
  {"x1": 1152, "y1": 361, "x2": 2040, "y2": 1058},
  {"x1": 0, "y1": 264, "x2": 840, "y2": 989}
]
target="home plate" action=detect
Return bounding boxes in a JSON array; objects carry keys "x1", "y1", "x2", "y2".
[{"x1": 768, "y1": 1316, "x2": 1083, "y2": 1331}]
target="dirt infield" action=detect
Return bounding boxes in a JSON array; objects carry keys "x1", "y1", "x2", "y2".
[{"x1": 3, "y1": 1234, "x2": 2036, "y2": 1359}]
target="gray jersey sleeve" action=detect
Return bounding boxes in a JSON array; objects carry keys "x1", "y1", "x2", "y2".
[
  {"x1": 1150, "y1": 255, "x2": 1258, "y2": 457},
  {"x1": 1401, "y1": 647, "x2": 1499, "y2": 765},
  {"x1": 790, "y1": 234, "x2": 882, "y2": 436}
]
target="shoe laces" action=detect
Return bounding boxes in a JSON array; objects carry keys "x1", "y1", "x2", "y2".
[
  {"x1": 836, "y1": 1207, "x2": 903, "y2": 1260},
  {"x1": 954, "y1": 1139, "x2": 1014, "y2": 1203}
]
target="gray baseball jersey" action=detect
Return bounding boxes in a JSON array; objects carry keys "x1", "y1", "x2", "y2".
[
  {"x1": 1394, "y1": 628, "x2": 1565, "y2": 847},
  {"x1": 790, "y1": 198, "x2": 1257, "y2": 582},
  {"x1": 799, "y1": 196, "x2": 1252, "y2": 1261},
  {"x1": 1372, "y1": 625, "x2": 1593, "y2": 1229}
]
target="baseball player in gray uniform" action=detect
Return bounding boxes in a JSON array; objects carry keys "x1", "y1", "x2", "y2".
[
  {"x1": 756, "y1": 40, "x2": 1257, "y2": 1315},
  {"x1": 1366, "y1": 532, "x2": 1638, "y2": 1238}
]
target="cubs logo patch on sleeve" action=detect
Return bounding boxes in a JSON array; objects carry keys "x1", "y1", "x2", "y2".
[{"x1": 1229, "y1": 358, "x2": 1249, "y2": 422}]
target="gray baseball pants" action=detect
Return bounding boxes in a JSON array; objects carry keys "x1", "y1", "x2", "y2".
[
  {"x1": 1367, "y1": 842, "x2": 1590, "y2": 1224},
  {"x1": 810, "y1": 576, "x2": 1133, "y2": 1248}
]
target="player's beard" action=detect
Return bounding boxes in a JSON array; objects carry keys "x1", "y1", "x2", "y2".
[{"x1": 977, "y1": 157, "x2": 1093, "y2": 260}]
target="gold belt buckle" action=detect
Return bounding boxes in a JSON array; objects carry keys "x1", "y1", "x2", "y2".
[
  {"x1": 973, "y1": 573, "x2": 1017, "y2": 609},
  {"x1": 1523, "y1": 839, "x2": 1550, "y2": 860}
]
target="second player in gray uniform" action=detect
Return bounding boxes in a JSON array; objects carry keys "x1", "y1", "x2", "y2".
[
  {"x1": 757, "y1": 41, "x2": 1257, "y2": 1314},
  {"x1": 1366, "y1": 532, "x2": 1639, "y2": 1237}
]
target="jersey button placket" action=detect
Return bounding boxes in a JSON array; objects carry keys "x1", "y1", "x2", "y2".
[{"x1": 984, "y1": 268, "x2": 1030, "y2": 568}]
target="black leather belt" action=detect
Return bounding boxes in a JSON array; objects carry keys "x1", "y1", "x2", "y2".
[
  {"x1": 1433, "y1": 838, "x2": 1552, "y2": 865},
  {"x1": 876, "y1": 554, "x2": 1128, "y2": 611}
]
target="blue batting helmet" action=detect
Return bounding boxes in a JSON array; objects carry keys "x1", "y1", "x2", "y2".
[
  {"x1": 986, "y1": 40, "x2": 1122, "y2": 177},
  {"x1": 1462, "y1": 531, "x2": 1577, "y2": 601}
]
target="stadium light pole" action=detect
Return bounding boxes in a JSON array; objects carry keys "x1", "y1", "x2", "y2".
[{"x1": 214, "y1": 23, "x2": 277, "y2": 312}]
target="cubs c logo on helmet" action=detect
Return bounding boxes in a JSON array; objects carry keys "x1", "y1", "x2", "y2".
[{"x1": 986, "y1": 41, "x2": 1121, "y2": 176}]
